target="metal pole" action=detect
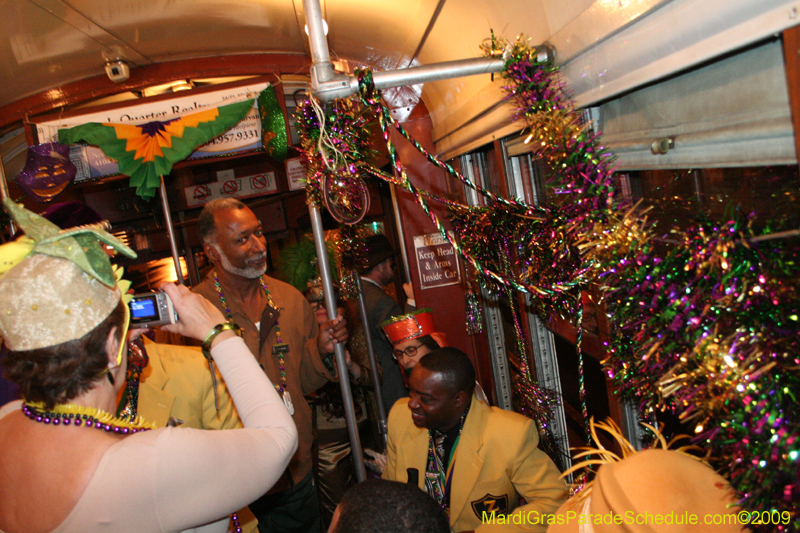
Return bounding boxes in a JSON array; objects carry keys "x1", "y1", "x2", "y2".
[
  {"x1": 303, "y1": 0, "x2": 348, "y2": 89},
  {"x1": 354, "y1": 275, "x2": 388, "y2": 450},
  {"x1": 159, "y1": 175, "x2": 184, "y2": 286},
  {"x1": 311, "y1": 57, "x2": 506, "y2": 103},
  {"x1": 389, "y1": 184, "x2": 412, "y2": 283},
  {"x1": 303, "y1": 0, "x2": 520, "y2": 103},
  {"x1": 0, "y1": 156, "x2": 16, "y2": 236},
  {"x1": 309, "y1": 203, "x2": 367, "y2": 482}
]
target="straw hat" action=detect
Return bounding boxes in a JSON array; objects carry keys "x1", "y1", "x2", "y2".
[{"x1": 548, "y1": 448, "x2": 744, "y2": 533}]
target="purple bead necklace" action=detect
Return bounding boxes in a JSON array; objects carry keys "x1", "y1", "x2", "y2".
[
  {"x1": 23, "y1": 400, "x2": 241, "y2": 532},
  {"x1": 213, "y1": 271, "x2": 287, "y2": 394},
  {"x1": 21, "y1": 401, "x2": 155, "y2": 434}
]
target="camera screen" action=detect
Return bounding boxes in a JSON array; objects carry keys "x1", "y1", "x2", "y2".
[{"x1": 130, "y1": 296, "x2": 158, "y2": 321}]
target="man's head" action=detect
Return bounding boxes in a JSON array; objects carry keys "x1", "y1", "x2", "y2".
[
  {"x1": 198, "y1": 198, "x2": 267, "y2": 279},
  {"x1": 361, "y1": 233, "x2": 396, "y2": 286},
  {"x1": 407, "y1": 347, "x2": 475, "y2": 432},
  {"x1": 328, "y1": 479, "x2": 449, "y2": 533},
  {"x1": 382, "y1": 310, "x2": 446, "y2": 375}
]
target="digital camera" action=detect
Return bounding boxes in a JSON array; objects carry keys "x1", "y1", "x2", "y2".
[{"x1": 128, "y1": 292, "x2": 178, "y2": 329}]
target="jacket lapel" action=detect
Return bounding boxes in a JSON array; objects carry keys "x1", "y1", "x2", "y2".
[
  {"x1": 448, "y1": 396, "x2": 486, "y2": 524},
  {"x1": 135, "y1": 342, "x2": 175, "y2": 428},
  {"x1": 398, "y1": 422, "x2": 429, "y2": 490},
  {"x1": 259, "y1": 278, "x2": 283, "y2": 352}
]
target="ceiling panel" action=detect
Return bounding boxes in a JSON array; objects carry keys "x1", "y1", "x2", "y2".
[
  {"x1": 0, "y1": 0, "x2": 787, "y2": 160},
  {"x1": 73, "y1": 0, "x2": 307, "y2": 60}
]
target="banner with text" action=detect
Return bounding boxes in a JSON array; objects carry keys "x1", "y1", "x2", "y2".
[
  {"x1": 413, "y1": 232, "x2": 461, "y2": 289},
  {"x1": 35, "y1": 82, "x2": 273, "y2": 182}
]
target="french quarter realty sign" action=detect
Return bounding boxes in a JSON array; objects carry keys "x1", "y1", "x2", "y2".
[{"x1": 413, "y1": 232, "x2": 461, "y2": 289}]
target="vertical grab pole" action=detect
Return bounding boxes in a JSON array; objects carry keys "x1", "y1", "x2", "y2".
[
  {"x1": 159, "y1": 175, "x2": 185, "y2": 286},
  {"x1": 354, "y1": 275, "x2": 388, "y2": 450},
  {"x1": 309, "y1": 203, "x2": 367, "y2": 482},
  {"x1": 389, "y1": 185, "x2": 412, "y2": 283}
]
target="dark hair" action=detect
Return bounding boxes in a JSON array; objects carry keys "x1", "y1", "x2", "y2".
[
  {"x1": 415, "y1": 334, "x2": 441, "y2": 351},
  {"x1": 418, "y1": 346, "x2": 475, "y2": 396},
  {"x1": 332, "y1": 479, "x2": 449, "y2": 533},
  {"x1": 197, "y1": 198, "x2": 247, "y2": 245},
  {"x1": 2, "y1": 301, "x2": 126, "y2": 410}
]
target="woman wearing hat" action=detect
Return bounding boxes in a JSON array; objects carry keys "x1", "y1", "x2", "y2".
[
  {"x1": 0, "y1": 200, "x2": 298, "y2": 533},
  {"x1": 382, "y1": 309, "x2": 488, "y2": 403}
]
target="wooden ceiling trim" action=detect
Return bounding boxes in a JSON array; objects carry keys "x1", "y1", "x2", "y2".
[{"x1": 0, "y1": 53, "x2": 310, "y2": 129}]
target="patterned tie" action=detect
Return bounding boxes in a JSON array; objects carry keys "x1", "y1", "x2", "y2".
[{"x1": 434, "y1": 430, "x2": 447, "y2": 465}]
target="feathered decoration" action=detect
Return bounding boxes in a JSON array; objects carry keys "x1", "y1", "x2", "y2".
[
  {"x1": 562, "y1": 418, "x2": 700, "y2": 504},
  {"x1": 276, "y1": 237, "x2": 337, "y2": 294},
  {"x1": 57, "y1": 99, "x2": 255, "y2": 200},
  {"x1": 1, "y1": 198, "x2": 136, "y2": 287}
]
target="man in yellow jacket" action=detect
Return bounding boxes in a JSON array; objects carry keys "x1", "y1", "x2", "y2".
[{"x1": 382, "y1": 347, "x2": 567, "y2": 533}]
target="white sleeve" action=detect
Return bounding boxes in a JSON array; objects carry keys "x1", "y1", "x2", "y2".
[{"x1": 150, "y1": 336, "x2": 298, "y2": 531}]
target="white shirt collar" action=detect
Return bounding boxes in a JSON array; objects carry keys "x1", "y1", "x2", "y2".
[{"x1": 360, "y1": 276, "x2": 383, "y2": 289}]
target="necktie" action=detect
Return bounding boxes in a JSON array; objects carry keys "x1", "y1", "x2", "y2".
[{"x1": 434, "y1": 431, "x2": 447, "y2": 465}]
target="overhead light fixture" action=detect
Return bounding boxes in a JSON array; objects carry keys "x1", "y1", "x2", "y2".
[
  {"x1": 651, "y1": 137, "x2": 675, "y2": 154},
  {"x1": 172, "y1": 80, "x2": 194, "y2": 92},
  {"x1": 305, "y1": 19, "x2": 329, "y2": 36}
]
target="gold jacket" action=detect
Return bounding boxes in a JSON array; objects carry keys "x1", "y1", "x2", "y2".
[{"x1": 383, "y1": 395, "x2": 567, "y2": 533}]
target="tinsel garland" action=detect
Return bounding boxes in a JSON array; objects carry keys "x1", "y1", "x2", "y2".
[
  {"x1": 295, "y1": 34, "x2": 799, "y2": 528},
  {"x1": 601, "y1": 215, "x2": 800, "y2": 528},
  {"x1": 295, "y1": 97, "x2": 377, "y2": 209},
  {"x1": 330, "y1": 224, "x2": 369, "y2": 300}
]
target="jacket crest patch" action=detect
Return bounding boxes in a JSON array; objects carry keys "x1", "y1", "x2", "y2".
[{"x1": 471, "y1": 493, "x2": 509, "y2": 518}]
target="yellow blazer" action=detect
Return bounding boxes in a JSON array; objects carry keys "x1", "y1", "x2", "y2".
[
  {"x1": 383, "y1": 396, "x2": 567, "y2": 533},
  {"x1": 136, "y1": 338, "x2": 258, "y2": 533}
]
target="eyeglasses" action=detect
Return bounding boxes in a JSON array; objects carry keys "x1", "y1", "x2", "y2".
[{"x1": 392, "y1": 343, "x2": 423, "y2": 361}]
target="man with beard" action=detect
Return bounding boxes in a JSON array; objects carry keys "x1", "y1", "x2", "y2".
[{"x1": 193, "y1": 198, "x2": 348, "y2": 533}]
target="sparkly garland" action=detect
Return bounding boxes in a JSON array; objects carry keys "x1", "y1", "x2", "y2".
[{"x1": 296, "y1": 34, "x2": 800, "y2": 528}]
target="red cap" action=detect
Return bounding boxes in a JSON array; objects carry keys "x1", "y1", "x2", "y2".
[{"x1": 381, "y1": 309, "x2": 439, "y2": 345}]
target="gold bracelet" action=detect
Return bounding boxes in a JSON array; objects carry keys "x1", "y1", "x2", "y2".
[{"x1": 202, "y1": 322, "x2": 242, "y2": 359}]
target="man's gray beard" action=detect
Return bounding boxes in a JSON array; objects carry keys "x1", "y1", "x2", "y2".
[{"x1": 213, "y1": 245, "x2": 267, "y2": 279}]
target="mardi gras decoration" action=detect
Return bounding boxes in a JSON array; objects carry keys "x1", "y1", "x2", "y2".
[
  {"x1": 296, "y1": 34, "x2": 799, "y2": 529},
  {"x1": 15, "y1": 142, "x2": 77, "y2": 202},
  {"x1": 57, "y1": 97, "x2": 255, "y2": 200},
  {"x1": 295, "y1": 96, "x2": 376, "y2": 224}
]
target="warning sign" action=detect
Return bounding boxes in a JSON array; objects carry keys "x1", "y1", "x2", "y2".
[
  {"x1": 184, "y1": 171, "x2": 278, "y2": 208},
  {"x1": 193, "y1": 185, "x2": 211, "y2": 201},
  {"x1": 285, "y1": 157, "x2": 307, "y2": 191},
  {"x1": 413, "y1": 232, "x2": 461, "y2": 290},
  {"x1": 221, "y1": 180, "x2": 240, "y2": 195}
]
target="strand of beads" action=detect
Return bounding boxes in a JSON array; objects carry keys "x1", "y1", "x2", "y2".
[
  {"x1": 22, "y1": 401, "x2": 154, "y2": 433},
  {"x1": 228, "y1": 512, "x2": 241, "y2": 533}
]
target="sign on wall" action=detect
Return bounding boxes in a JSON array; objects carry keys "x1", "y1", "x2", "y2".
[
  {"x1": 34, "y1": 81, "x2": 274, "y2": 182},
  {"x1": 184, "y1": 170, "x2": 278, "y2": 208},
  {"x1": 285, "y1": 156, "x2": 307, "y2": 191},
  {"x1": 413, "y1": 232, "x2": 461, "y2": 289}
]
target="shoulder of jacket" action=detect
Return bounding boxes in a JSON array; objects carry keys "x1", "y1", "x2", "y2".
[
  {"x1": 482, "y1": 404, "x2": 533, "y2": 435},
  {"x1": 146, "y1": 341, "x2": 209, "y2": 377}
]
